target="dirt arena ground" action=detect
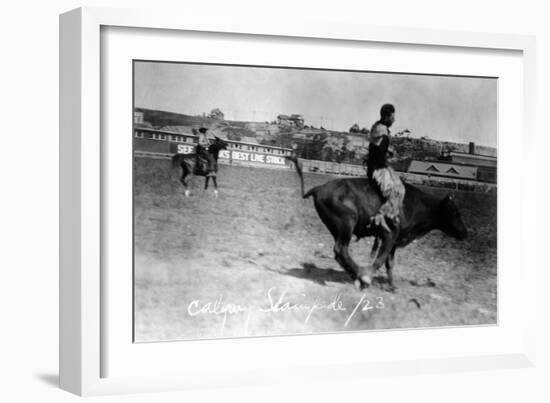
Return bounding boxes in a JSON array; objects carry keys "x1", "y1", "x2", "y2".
[{"x1": 133, "y1": 157, "x2": 497, "y2": 342}]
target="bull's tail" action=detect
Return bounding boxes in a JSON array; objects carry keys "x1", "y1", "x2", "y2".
[
  {"x1": 285, "y1": 154, "x2": 317, "y2": 199},
  {"x1": 303, "y1": 186, "x2": 320, "y2": 199}
]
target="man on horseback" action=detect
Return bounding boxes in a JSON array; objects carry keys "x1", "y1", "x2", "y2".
[
  {"x1": 365, "y1": 103, "x2": 405, "y2": 232},
  {"x1": 195, "y1": 127, "x2": 216, "y2": 175}
]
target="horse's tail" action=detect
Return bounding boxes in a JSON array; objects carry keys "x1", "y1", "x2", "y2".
[
  {"x1": 170, "y1": 154, "x2": 186, "y2": 181},
  {"x1": 171, "y1": 154, "x2": 181, "y2": 170},
  {"x1": 285, "y1": 154, "x2": 315, "y2": 199}
]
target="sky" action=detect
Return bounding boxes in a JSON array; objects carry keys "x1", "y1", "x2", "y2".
[{"x1": 134, "y1": 61, "x2": 498, "y2": 147}]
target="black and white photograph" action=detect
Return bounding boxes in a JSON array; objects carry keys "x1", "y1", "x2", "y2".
[
  {"x1": 5, "y1": 0, "x2": 550, "y2": 400},
  {"x1": 133, "y1": 61, "x2": 497, "y2": 342}
]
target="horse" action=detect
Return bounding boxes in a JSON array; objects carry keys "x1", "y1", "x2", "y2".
[
  {"x1": 171, "y1": 136, "x2": 228, "y2": 197},
  {"x1": 287, "y1": 155, "x2": 467, "y2": 291}
]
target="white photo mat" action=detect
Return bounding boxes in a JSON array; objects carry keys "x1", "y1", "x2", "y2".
[{"x1": 60, "y1": 7, "x2": 537, "y2": 396}]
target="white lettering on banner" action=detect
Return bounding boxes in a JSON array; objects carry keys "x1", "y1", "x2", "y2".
[
  {"x1": 251, "y1": 154, "x2": 265, "y2": 163},
  {"x1": 217, "y1": 149, "x2": 288, "y2": 165},
  {"x1": 266, "y1": 155, "x2": 285, "y2": 165},
  {"x1": 232, "y1": 151, "x2": 250, "y2": 161},
  {"x1": 177, "y1": 144, "x2": 195, "y2": 154}
]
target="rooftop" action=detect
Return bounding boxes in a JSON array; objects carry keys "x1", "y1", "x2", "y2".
[{"x1": 408, "y1": 160, "x2": 477, "y2": 180}]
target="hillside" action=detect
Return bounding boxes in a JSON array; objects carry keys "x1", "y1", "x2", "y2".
[{"x1": 135, "y1": 108, "x2": 496, "y2": 168}]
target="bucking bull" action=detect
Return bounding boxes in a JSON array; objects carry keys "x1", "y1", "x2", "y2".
[{"x1": 287, "y1": 156, "x2": 468, "y2": 291}]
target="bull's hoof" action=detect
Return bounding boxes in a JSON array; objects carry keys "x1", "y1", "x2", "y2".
[
  {"x1": 354, "y1": 276, "x2": 371, "y2": 291},
  {"x1": 382, "y1": 283, "x2": 397, "y2": 293},
  {"x1": 360, "y1": 274, "x2": 372, "y2": 286}
]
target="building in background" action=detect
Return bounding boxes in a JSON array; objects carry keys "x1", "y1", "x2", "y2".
[
  {"x1": 447, "y1": 142, "x2": 497, "y2": 183},
  {"x1": 133, "y1": 111, "x2": 144, "y2": 125},
  {"x1": 277, "y1": 114, "x2": 305, "y2": 128},
  {"x1": 408, "y1": 160, "x2": 478, "y2": 181}
]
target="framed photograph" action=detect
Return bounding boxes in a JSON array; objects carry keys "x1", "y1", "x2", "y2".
[{"x1": 60, "y1": 7, "x2": 537, "y2": 396}]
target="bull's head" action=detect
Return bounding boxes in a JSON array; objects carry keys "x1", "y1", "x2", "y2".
[{"x1": 438, "y1": 195, "x2": 467, "y2": 240}]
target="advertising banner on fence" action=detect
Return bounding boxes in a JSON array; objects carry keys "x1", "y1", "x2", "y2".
[{"x1": 170, "y1": 142, "x2": 288, "y2": 167}]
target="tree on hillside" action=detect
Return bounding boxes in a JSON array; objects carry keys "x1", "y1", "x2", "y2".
[
  {"x1": 396, "y1": 128, "x2": 411, "y2": 138},
  {"x1": 321, "y1": 147, "x2": 335, "y2": 162},
  {"x1": 299, "y1": 132, "x2": 327, "y2": 160},
  {"x1": 349, "y1": 123, "x2": 361, "y2": 133},
  {"x1": 208, "y1": 108, "x2": 225, "y2": 120},
  {"x1": 227, "y1": 133, "x2": 241, "y2": 141},
  {"x1": 335, "y1": 139, "x2": 357, "y2": 163},
  {"x1": 334, "y1": 148, "x2": 344, "y2": 163}
]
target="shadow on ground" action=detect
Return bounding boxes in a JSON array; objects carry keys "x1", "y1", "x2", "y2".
[
  {"x1": 278, "y1": 262, "x2": 352, "y2": 286},
  {"x1": 279, "y1": 262, "x2": 399, "y2": 292}
]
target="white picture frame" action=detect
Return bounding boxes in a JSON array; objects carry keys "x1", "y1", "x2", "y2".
[{"x1": 60, "y1": 6, "x2": 537, "y2": 396}]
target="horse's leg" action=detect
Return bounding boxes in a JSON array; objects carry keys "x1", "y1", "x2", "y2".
[
  {"x1": 212, "y1": 176, "x2": 218, "y2": 197},
  {"x1": 169, "y1": 162, "x2": 178, "y2": 192},
  {"x1": 169, "y1": 157, "x2": 177, "y2": 183},
  {"x1": 204, "y1": 176, "x2": 210, "y2": 190},
  {"x1": 180, "y1": 165, "x2": 192, "y2": 197}
]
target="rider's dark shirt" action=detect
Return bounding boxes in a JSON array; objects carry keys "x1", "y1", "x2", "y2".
[{"x1": 366, "y1": 134, "x2": 390, "y2": 179}]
